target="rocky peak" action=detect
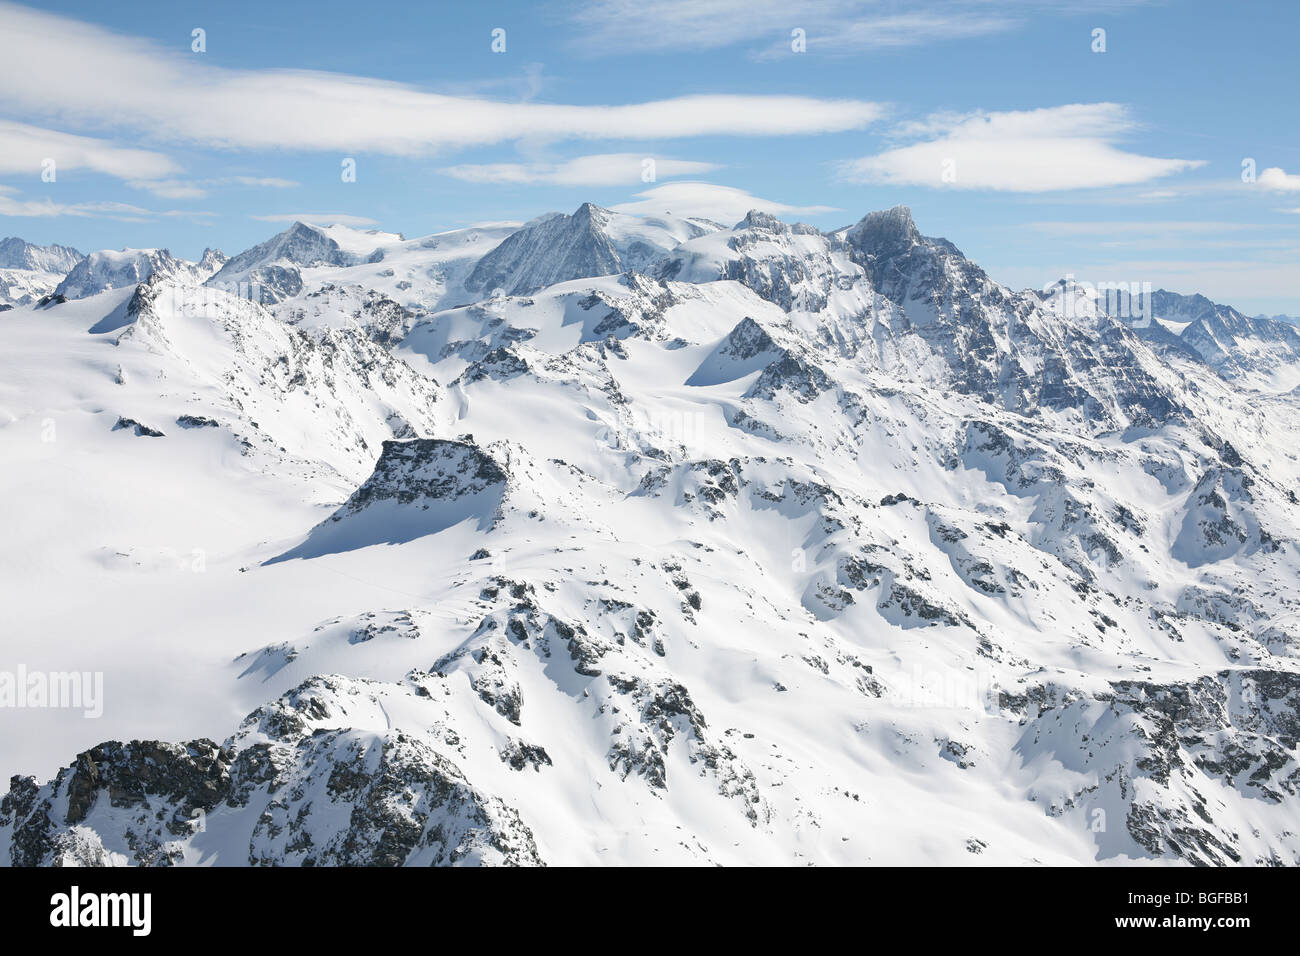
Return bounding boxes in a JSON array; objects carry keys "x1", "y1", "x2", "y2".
[
  {"x1": 0, "y1": 237, "x2": 84, "y2": 274},
  {"x1": 267, "y1": 438, "x2": 510, "y2": 563},
  {"x1": 198, "y1": 247, "x2": 228, "y2": 272},
  {"x1": 204, "y1": 222, "x2": 353, "y2": 305},
  {"x1": 735, "y1": 209, "x2": 789, "y2": 234},
  {"x1": 340, "y1": 438, "x2": 508, "y2": 516},
  {"x1": 464, "y1": 202, "x2": 624, "y2": 297},
  {"x1": 572, "y1": 201, "x2": 612, "y2": 228},
  {"x1": 54, "y1": 247, "x2": 187, "y2": 300},
  {"x1": 846, "y1": 205, "x2": 922, "y2": 258},
  {"x1": 218, "y1": 222, "x2": 351, "y2": 276}
]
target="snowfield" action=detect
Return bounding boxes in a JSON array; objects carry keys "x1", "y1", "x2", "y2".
[{"x1": 2, "y1": 206, "x2": 1299, "y2": 866}]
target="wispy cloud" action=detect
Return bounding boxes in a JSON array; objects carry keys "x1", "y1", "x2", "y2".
[
  {"x1": 1026, "y1": 221, "x2": 1292, "y2": 236},
  {"x1": 0, "y1": 120, "x2": 178, "y2": 182},
  {"x1": 565, "y1": 0, "x2": 1153, "y2": 57},
  {"x1": 611, "y1": 182, "x2": 836, "y2": 225},
  {"x1": 440, "y1": 154, "x2": 721, "y2": 186},
  {"x1": 130, "y1": 176, "x2": 300, "y2": 200},
  {"x1": 0, "y1": 185, "x2": 212, "y2": 221},
  {"x1": 250, "y1": 213, "x2": 379, "y2": 228},
  {"x1": 836, "y1": 104, "x2": 1202, "y2": 192},
  {"x1": 569, "y1": 0, "x2": 1017, "y2": 56},
  {"x1": 0, "y1": 4, "x2": 882, "y2": 156}
]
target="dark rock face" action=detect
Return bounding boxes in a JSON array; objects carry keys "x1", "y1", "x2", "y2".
[
  {"x1": 112, "y1": 416, "x2": 164, "y2": 437},
  {"x1": 337, "y1": 439, "x2": 507, "y2": 516},
  {"x1": 176, "y1": 414, "x2": 219, "y2": 429},
  {"x1": 64, "y1": 740, "x2": 230, "y2": 827},
  {"x1": 457, "y1": 346, "x2": 531, "y2": 384},
  {"x1": 265, "y1": 439, "x2": 510, "y2": 562},
  {"x1": 842, "y1": 206, "x2": 1185, "y2": 426},
  {"x1": 722, "y1": 317, "x2": 778, "y2": 361},
  {"x1": 1, "y1": 677, "x2": 542, "y2": 867},
  {"x1": 845, "y1": 204, "x2": 925, "y2": 264}
]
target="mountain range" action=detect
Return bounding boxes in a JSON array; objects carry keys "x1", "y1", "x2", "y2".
[{"x1": 1, "y1": 204, "x2": 1298, "y2": 866}]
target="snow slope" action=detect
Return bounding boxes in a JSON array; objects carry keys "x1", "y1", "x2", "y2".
[{"x1": 2, "y1": 206, "x2": 1299, "y2": 867}]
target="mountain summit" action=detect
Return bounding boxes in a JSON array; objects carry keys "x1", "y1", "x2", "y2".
[
  {"x1": 465, "y1": 202, "x2": 715, "y2": 296},
  {"x1": 0, "y1": 236, "x2": 83, "y2": 273}
]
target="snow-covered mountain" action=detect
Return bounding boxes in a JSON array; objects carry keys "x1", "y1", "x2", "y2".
[
  {"x1": 465, "y1": 202, "x2": 717, "y2": 297},
  {"x1": 2, "y1": 204, "x2": 1299, "y2": 867},
  {"x1": 54, "y1": 247, "x2": 221, "y2": 300},
  {"x1": 0, "y1": 237, "x2": 85, "y2": 308},
  {"x1": 206, "y1": 220, "x2": 364, "y2": 304},
  {"x1": 209, "y1": 220, "x2": 520, "y2": 312},
  {"x1": 197, "y1": 247, "x2": 228, "y2": 277},
  {"x1": 0, "y1": 268, "x2": 61, "y2": 309},
  {"x1": 0, "y1": 237, "x2": 83, "y2": 274},
  {"x1": 1044, "y1": 279, "x2": 1300, "y2": 389}
]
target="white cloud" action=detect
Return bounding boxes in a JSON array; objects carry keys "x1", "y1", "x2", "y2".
[
  {"x1": 251, "y1": 213, "x2": 379, "y2": 228},
  {"x1": 0, "y1": 120, "x2": 178, "y2": 181},
  {"x1": 130, "y1": 181, "x2": 208, "y2": 201},
  {"x1": 440, "y1": 154, "x2": 721, "y2": 186},
  {"x1": 129, "y1": 176, "x2": 301, "y2": 200},
  {"x1": 836, "y1": 104, "x2": 1203, "y2": 192},
  {"x1": 1258, "y1": 167, "x2": 1300, "y2": 192},
  {"x1": 1027, "y1": 221, "x2": 1283, "y2": 236},
  {"x1": 569, "y1": 0, "x2": 1022, "y2": 56},
  {"x1": 1021, "y1": 220, "x2": 1299, "y2": 252},
  {"x1": 0, "y1": 185, "x2": 209, "y2": 221},
  {"x1": 0, "y1": 4, "x2": 882, "y2": 155},
  {"x1": 611, "y1": 183, "x2": 836, "y2": 225}
]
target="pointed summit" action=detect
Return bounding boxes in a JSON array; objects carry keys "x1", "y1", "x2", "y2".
[
  {"x1": 464, "y1": 202, "x2": 622, "y2": 297},
  {"x1": 571, "y1": 201, "x2": 611, "y2": 225},
  {"x1": 215, "y1": 221, "x2": 350, "y2": 277},
  {"x1": 734, "y1": 209, "x2": 788, "y2": 233},
  {"x1": 206, "y1": 220, "x2": 354, "y2": 303},
  {"x1": 845, "y1": 205, "x2": 920, "y2": 257},
  {"x1": 196, "y1": 247, "x2": 228, "y2": 279}
]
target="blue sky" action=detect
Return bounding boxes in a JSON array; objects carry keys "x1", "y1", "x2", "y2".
[{"x1": 1, "y1": 0, "x2": 1298, "y2": 312}]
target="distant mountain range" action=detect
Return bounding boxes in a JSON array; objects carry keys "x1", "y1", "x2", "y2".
[{"x1": 2, "y1": 205, "x2": 1299, "y2": 866}]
